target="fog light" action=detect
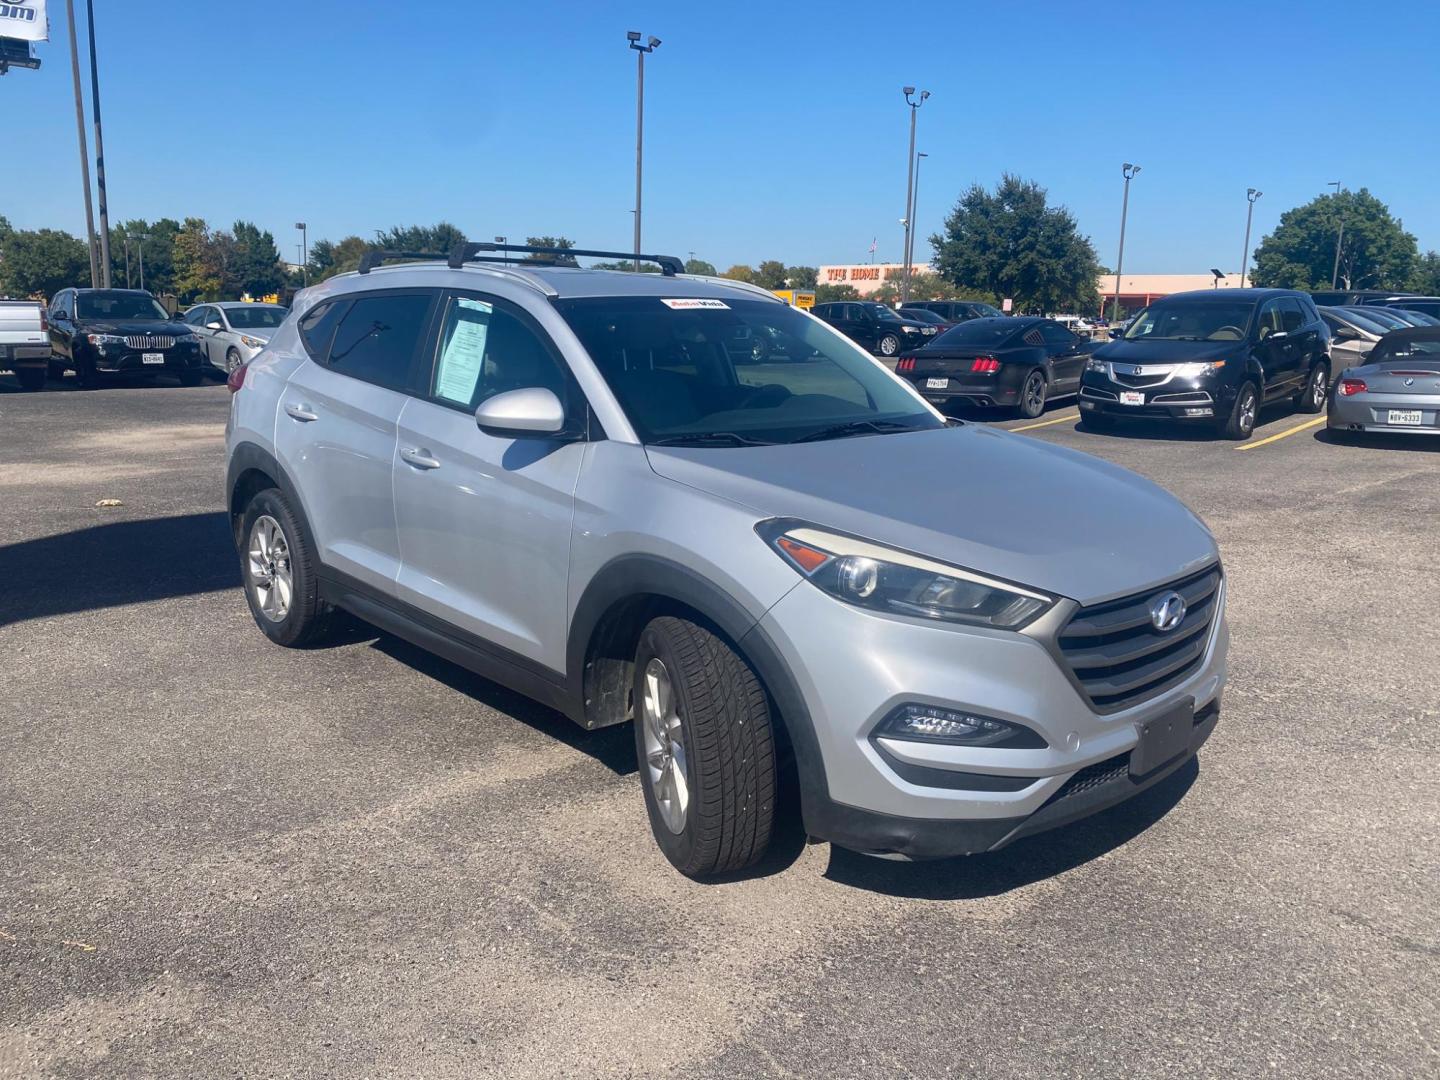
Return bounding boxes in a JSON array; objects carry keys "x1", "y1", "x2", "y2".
[
  {"x1": 1080, "y1": 400, "x2": 1095, "y2": 409},
  {"x1": 878, "y1": 703, "x2": 1045, "y2": 748}
]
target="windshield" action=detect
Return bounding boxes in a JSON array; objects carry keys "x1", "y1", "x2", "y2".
[
  {"x1": 555, "y1": 296, "x2": 940, "y2": 444},
  {"x1": 1371, "y1": 336, "x2": 1440, "y2": 365},
  {"x1": 930, "y1": 318, "x2": 1020, "y2": 347},
  {"x1": 76, "y1": 292, "x2": 169, "y2": 320},
  {"x1": 904, "y1": 309, "x2": 949, "y2": 325},
  {"x1": 225, "y1": 306, "x2": 287, "y2": 329},
  {"x1": 1124, "y1": 301, "x2": 1254, "y2": 341},
  {"x1": 863, "y1": 303, "x2": 903, "y2": 322}
]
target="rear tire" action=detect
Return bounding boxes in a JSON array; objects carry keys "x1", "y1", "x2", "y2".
[
  {"x1": 1016, "y1": 369, "x2": 1047, "y2": 419},
  {"x1": 1219, "y1": 381, "x2": 1259, "y2": 440},
  {"x1": 632, "y1": 616, "x2": 777, "y2": 879},
  {"x1": 14, "y1": 367, "x2": 45, "y2": 391},
  {"x1": 239, "y1": 488, "x2": 342, "y2": 648},
  {"x1": 1297, "y1": 361, "x2": 1328, "y2": 414}
]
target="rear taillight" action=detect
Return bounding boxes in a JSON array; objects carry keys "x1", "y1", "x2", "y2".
[
  {"x1": 1339, "y1": 378, "x2": 1366, "y2": 396},
  {"x1": 38, "y1": 306, "x2": 49, "y2": 332},
  {"x1": 971, "y1": 357, "x2": 1000, "y2": 373},
  {"x1": 226, "y1": 363, "x2": 248, "y2": 393},
  {"x1": 896, "y1": 357, "x2": 917, "y2": 372}
]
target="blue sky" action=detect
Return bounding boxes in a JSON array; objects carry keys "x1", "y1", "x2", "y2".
[{"x1": 7, "y1": 0, "x2": 1439, "y2": 273}]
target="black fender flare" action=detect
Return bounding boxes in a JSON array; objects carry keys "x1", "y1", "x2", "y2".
[{"x1": 566, "y1": 554, "x2": 832, "y2": 832}]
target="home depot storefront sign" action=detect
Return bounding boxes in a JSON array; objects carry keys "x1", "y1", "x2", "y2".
[{"x1": 817, "y1": 263, "x2": 934, "y2": 296}]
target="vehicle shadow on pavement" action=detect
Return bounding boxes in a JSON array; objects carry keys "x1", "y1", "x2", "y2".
[
  {"x1": 369, "y1": 635, "x2": 640, "y2": 777},
  {"x1": 1314, "y1": 428, "x2": 1440, "y2": 452},
  {"x1": 0, "y1": 511, "x2": 240, "y2": 627},
  {"x1": 821, "y1": 759, "x2": 1198, "y2": 899}
]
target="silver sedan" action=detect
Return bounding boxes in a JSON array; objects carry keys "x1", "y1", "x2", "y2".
[
  {"x1": 1328, "y1": 327, "x2": 1440, "y2": 439},
  {"x1": 181, "y1": 302, "x2": 288, "y2": 373}
]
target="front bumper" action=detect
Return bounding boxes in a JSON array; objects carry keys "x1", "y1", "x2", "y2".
[
  {"x1": 758, "y1": 573, "x2": 1228, "y2": 857},
  {"x1": 93, "y1": 344, "x2": 205, "y2": 374},
  {"x1": 1328, "y1": 391, "x2": 1440, "y2": 435}
]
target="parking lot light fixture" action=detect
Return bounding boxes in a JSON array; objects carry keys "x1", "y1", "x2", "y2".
[
  {"x1": 1240, "y1": 189, "x2": 1261, "y2": 288},
  {"x1": 906, "y1": 152, "x2": 929, "y2": 290},
  {"x1": 1110, "y1": 163, "x2": 1140, "y2": 323},
  {"x1": 628, "y1": 31, "x2": 661, "y2": 272},
  {"x1": 901, "y1": 87, "x2": 931, "y2": 303}
]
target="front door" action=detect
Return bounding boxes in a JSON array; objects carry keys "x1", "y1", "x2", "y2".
[{"x1": 392, "y1": 290, "x2": 585, "y2": 674}]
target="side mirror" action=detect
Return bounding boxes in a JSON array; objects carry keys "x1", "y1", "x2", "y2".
[
  {"x1": 1108, "y1": 328, "x2": 1122, "y2": 339},
  {"x1": 1333, "y1": 326, "x2": 1356, "y2": 341},
  {"x1": 206, "y1": 320, "x2": 224, "y2": 331},
  {"x1": 172, "y1": 311, "x2": 186, "y2": 321},
  {"x1": 475, "y1": 386, "x2": 566, "y2": 437}
]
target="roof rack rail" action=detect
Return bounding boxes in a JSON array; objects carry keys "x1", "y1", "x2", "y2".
[
  {"x1": 447, "y1": 242, "x2": 685, "y2": 276},
  {"x1": 356, "y1": 250, "x2": 448, "y2": 274}
]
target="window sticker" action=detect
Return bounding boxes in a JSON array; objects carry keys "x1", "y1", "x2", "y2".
[
  {"x1": 660, "y1": 298, "x2": 730, "y2": 310},
  {"x1": 435, "y1": 299, "x2": 493, "y2": 405}
]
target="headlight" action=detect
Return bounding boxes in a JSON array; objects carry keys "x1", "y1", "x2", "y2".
[
  {"x1": 1085, "y1": 357, "x2": 1107, "y2": 373},
  {"x1": 86, "y1": 333, "x2": 125, "y2": 346},
  {"x1": 1175, "y1": 361, "x2": 1226, "y2": 378},
  {"x1": 240, "y1": 335, "x2": 266, "y2": 348},
  {"x1": 176, "y1": 333, "x2": 201, "y2": 344},
  {"x1": 759, "y1": 522, "x2": 1054, "y2": 630}
]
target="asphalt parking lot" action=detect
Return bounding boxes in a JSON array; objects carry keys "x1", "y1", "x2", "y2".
[{"x1": 2, "y1": 373, "x2": 1436, "y2": 1079}]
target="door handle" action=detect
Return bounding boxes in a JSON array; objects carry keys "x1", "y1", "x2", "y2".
[
  {"x1": 400, "y1": 446, "x2": 441, "y2": 470},
  {"x1": 284, "y1": 402, "x2": 319, "y2": 422}
]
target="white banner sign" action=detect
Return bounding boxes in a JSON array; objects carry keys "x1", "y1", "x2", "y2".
[{"x1": 0, "y1": 0, "x2": 48, "y2": 43}]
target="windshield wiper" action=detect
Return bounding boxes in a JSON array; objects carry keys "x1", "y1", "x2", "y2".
[
  {"x1": 648, "y1": 431, "x2": 777, "y2": 447},
  {"x1": 791, "y1": 419, "x2": 922, "y2": 443}
]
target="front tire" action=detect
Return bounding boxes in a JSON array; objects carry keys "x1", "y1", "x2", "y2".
[
  {"x1": 75, "y1": 351, "x2": 100, "y2": 389},
  {"x1": 239, "y1": 488, "x2": 341, "y2": 648},
  {"x1": 632, "y1": 616, "x2": 777, "y2": 878},
  {"x1": 1016, "y1": 369, "x2": 1047, "y2": 419},
  {"x1": 14, "y1": 367, "x2": 45, "y2": 391},
  {"x1": 225, "y1": 347, "x2": 244, "y2": 374},
  {"x1": 877, "y1": 333, "x2": 900, "y2": 357},
  {"x1": 1297, "y1": 361, "x2": 1328, "y2": 414},
  {"x1": 1078, "y1": 409, "x2": 1115, "y2": 432},
  {"x1": 1220, "y1": 381, "x2": 1259, "y2": 440}
]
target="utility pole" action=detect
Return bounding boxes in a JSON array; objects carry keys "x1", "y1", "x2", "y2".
[
  {"x1": 123, "y1": 233, "x2": 131, "y2": 288},
  {"x1": 900, "y1": 87, "x2": 930, "y2": 303},
  {"x1": 1110, "y1": 163, "x2": 1141, "y2": 322},
  {"x1": 627, "y1": 32, "x2": 661, "y2": 271},
  {"x1": 905, "y1": 151, "x2": 929, "y2": 296},
  {"x1": 65, "y1": 0, "x2": 99, "y2": 288},
  {"x1": 1327, "y1": 181, "x2": 1345, "y2": 290},
  {"x1": 295, "y1": 222, "x2": 308, "y2": 286},
  {"x1": 85, "y1": 0, "x2": 112, "y2": 287},
  {"x1": 135, "y1": 233, "x2": 148, "y2": 291},
  {"x1": 1239, "y1": 188, "x2": 1262, "y2": 288}
]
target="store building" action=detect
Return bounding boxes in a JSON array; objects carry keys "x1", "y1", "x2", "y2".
[{"x1": 817, "y1": 263, "x2": 936, "y2": 297}]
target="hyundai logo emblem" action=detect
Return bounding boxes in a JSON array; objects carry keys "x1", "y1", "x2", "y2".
[{"x1": 1149, "y1": 590, "x2": 1187, "y2": 632}]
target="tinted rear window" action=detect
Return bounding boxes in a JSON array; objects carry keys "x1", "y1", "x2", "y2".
[
  {"x1": 325, "y1": 292, "x2": 433, "y2": 391},
  {"x1": 930, "y1": 318, "x2": 1020, "y2": 347}
]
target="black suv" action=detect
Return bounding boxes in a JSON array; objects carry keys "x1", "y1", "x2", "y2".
[
  {"x1": 900, "y1": 300, "x2": 1005, "y2": 323},
  {"x1": 48, "y1": 288, "x2": 207, "y2": 388},
  {"x1": 811, "y1": 301, "x2": 937, "y2": 356},
  {"x1": 1079, "y1": 288, "x2": 1331, "y2": 440}
]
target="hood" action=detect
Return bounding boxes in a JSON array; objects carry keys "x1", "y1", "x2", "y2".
[
  {"x1": 78, "y1": 318, "x2": 186, "y2": 335},
  {"x1": 1096, "y1": 338, "x2": 1240, "y2": 363},
  {"x1": 646, "y1": 426, "x2": 1217, "y2": 605}
]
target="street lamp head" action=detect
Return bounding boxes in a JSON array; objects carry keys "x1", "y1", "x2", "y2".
[
  {"x1": 902, "y1": 85, "x2": 916, "y2": 96},
  {"x1": 627, "y1": 30, "x2": 641, "y2": 42},
  {"x1": 920, "y1": 89, "x2": 930, "y2": 102},
  {"x1": 295, "y1": 221, "x2": 305, "y2": 230},
  {"x1": 917, "y1": 151, "x2": 929, "y2": 159},
  {"x1": 648, "y1": 36, "x2": 661, "y2": 48}
]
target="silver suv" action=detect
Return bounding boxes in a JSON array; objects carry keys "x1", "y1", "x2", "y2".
[{"x1": 225, "y1": 243, "x2": 1228, "y2": 878}]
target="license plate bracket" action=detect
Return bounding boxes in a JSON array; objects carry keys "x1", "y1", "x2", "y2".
[
  {"x1": 142, "y1": 352, "x2": 165, "y2": 365},
  {"x1": 1130, "y1": 699, "x2": 1195, "y2": 777},
  {"x1": 926, "y1": 377, "x2": 949, "y2": 389},
  {"x1": 1119, "y1": 390, "x2": 1145, "y2": 406}
]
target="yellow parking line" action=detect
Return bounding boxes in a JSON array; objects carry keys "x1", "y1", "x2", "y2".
[
  {"x1": 1010, "y1": 411, "x2": 1079, "y2": 433},
  {"x1": 1233, "y1": 415, "x2": 1327, "y2": 451}
]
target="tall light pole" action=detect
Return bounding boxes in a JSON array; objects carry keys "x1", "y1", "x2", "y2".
[
  {"x1": 295, "y1": 222, "x2": 308, "y2": 286},
  {"x1": 65, "y1": 0, "x2": 99, "y2": 288},
  {"x1": 123, "y1": 233, "x2": 132, "y2": 288},
  {"x1": 900, "y1": 86, "x2": 930, "y2": 303},
  {"x1": 134, "y1": 233, "x2": 149, "y2": 292},
  {"x1": 1110, "y1": 162, "x2": 1141, "y2": 322},
  {"x1": 627, "y1": 31, "x2": 661, "y2": 271},
  {"x1": 1327, "y1": 180, "x2": 1345, "y2": 290},
  {"x1": 905, "y1": 151, "x2": 929, "y2": 296},
  {"x1": 85, "y1": 0, "x2": 112, "y2": 286},
  {"x1": 1239, "y1": 188, "x2": 1262, "y2": 288}
]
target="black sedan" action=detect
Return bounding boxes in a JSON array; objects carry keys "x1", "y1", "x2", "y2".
[{"x1": 894, "y1": 316, "x2": 1095, "y2": 418}]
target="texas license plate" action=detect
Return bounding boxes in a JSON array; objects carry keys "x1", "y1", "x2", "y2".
[
  {"x1": 1130, "y1": 700, "x2": 1195, "y2": 777},
  {"x1": 926, "y1": 377, "x2": 948, "y2": 389},
  {"x1": 1119, "y1": 391, "x2": 1145, "y2": 406},
  {"x1": 1387, "y1": 409, "x2": 1422, "y2": 426},
  {"x1": 142, "y1": 352, "x2": 165, "y2": 365}
]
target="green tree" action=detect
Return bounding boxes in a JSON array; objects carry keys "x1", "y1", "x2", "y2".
[
  {"x1": 106, "y1": 218, "x2": 181, "y2": 295},
  {"x1": 784, "y1": 265, "x2": 818, "y2": 289},
  {"x1": 721, "y1": 264, "x2": 755, "y2": 283},
  {"x1": 172, "y1": 218, "x2": 223, "y2": 302},
  {"x1": 0, "y1": 226, "x2": 91, "y2": 298},
  {"x1": 1411, "y1": 250, "x2": 1440, "y2": 294},
  {"x1": 374, "y1": 222, "x2": 467, "y2": 255},
  {"x1": 1250, "y1": 189, "x2": 1417, "y2": 291},
  {"x1": 523, "y1": 236, "x2": 579, "y2": 266},
  {"x1": 589, "y1": 260, "x2": 660, "y2": 272},
  {"x1": 683, "y1": 258, "x2": 717, "y2": 276},
  {"x1": 752, "y1": 260, "x2": 788, "y2": 290},
  {"x1": 231, "y1": 220, "x2": 285, "y2": 299},
  {"x1": 931, "y1": 174, "x2": 1101, "y2": 314},
  {"x1": 814, "y1": 283, "x2": 860, "y2": 303}
]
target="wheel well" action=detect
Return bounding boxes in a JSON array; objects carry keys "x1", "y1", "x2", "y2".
[{"x1": 229, "y1": 467, "x2": 277, "y2": 544}]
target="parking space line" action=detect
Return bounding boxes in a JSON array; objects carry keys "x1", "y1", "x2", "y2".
[
  {"x1": 1233, "y1": 415, "x2": 1326, "y2": 451},
  {"x1": 1010, "y1": 411, "x2": 1079, "y2": 433}
]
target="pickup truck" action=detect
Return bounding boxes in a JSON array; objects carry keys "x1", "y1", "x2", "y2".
[{"x1": 0, "y1": 300, "x2": 52, "y2": 391}]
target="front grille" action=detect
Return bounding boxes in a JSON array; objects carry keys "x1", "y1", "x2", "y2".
[
  {"x1": 1050, "y1": 752, "x2": 1130, "y2": 802},
  {"x1": 124, "y1": 335, "x2": 174, "y2": 349},
  {"x1": 1058, "y1": 565, "x2": 1222, "y2": 712},
  {"x1": 1111, "y1": 370, "x2": 1172, "y2": 389}
]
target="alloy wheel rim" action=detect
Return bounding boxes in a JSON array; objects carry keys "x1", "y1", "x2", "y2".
[
  {"x1": 1312, "y1": 369, "x2": 1326, "y2": 406},
  {"x1": 227, "y1": 351, "x2": 242, "y2": 373},
  {"x1": 1240, "y1": 389, "x2": 1256, "y2": 432},
  {"x1": 641, "y1": 657, "x2": 689, "y2": 834},
  {"x1": 1026, "y1": 373, "x2": 1045, "y2": 413},
  {"x1": 880, "y1": 336, "x2": 898, "y2": 356},
  {"x1": 247, "y1": 514, "x2": 293, "y2": 622}
]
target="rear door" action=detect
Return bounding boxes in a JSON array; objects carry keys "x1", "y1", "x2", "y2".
[
  {"x1": 273, "y1": 288, "x2": 438, "y2": 592},
  {"x1": 391, "y1": 289, "x2": 585, "y2": 673}
]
